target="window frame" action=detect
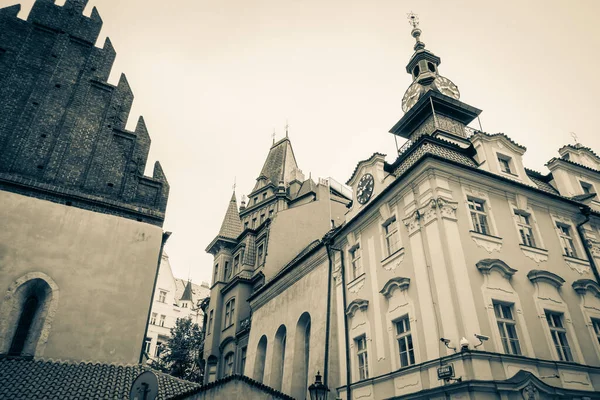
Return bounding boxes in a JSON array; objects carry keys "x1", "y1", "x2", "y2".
[
  {"x1": 592, "y1": 318, "x2": 600, "y2": 347},
  {"x1": 383, "y1": 216, "x2": 401, "y2": 256},
  {"x1": 493, "y1": 301, "x2": 522, "y2": 355},
  {"x1": 257, "y1": 243, "x2": 265, "y2": 266},
  {"x1": 207, "y1": 310, "x2": 214, "y2": 335},
  {"x1": 545, "y1": 310, "x2": 574, "y2": 362},
  {"x1": 150, "y1": 312, "x2": 157, "y2": 325},
  {"x1": 467, "y1": 196, "x2": 490, "y2": 236},
  {"x1": 394, "y1": 315, "x2": 415, "y2": 368},
  {"x1": 224, "y1": 352, "x2": 235, "y2": 377},
  {"x1": 514, "y1": 209, "x2": 536, "y2": 248},
  {"x1": 355, "y1": 335, "x2": 369, "y2": 381},
  {"x1": 556, "y1": 222, "x2": 578, "y2": 258},
  {"x1": 497, "y1": 153, "x2": 515, "y2": 175},
  {"x1": 158, "y1": 290, "x2": 167, "y2": 303},
  {"x1": 144, "y1": 337, "x2": 152, "y2": 354},
  {"x1": 224, "y1": 261, "x2": 231, "y2": 280},
  {"x1": 224, "y1": 298, "x2": 236, "y2": 329},
  {"x1": 159, "y1": 314, "x2": 166, "y2": 327},
  {"x1": 580, "y1": 180, "x2": 595, "y2": 195},
  {"x1": 349, "y1": 244, "x2": 363, "y2": 280}
]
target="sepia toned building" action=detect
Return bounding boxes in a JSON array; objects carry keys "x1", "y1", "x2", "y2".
[
  {"x1": 202, "y1": 16, "x2": 600, "y2": 400},
  {"x1": 144, "y1": 251, "x2": 210, "y2": 362},
  {"x1": 0, "y1": 0, "x2": 169, "y2": 365}
]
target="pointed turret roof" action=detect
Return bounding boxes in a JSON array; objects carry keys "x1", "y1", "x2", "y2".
[
  {"x1": 218, "y1": 192, "x2": 243, "y2": 240},
  {"x1": 180, "y1": 280, "x2": 193, "y2": 302},
  {"x1": 252, "y1": 137, "x2": 304, "y2": 192}
]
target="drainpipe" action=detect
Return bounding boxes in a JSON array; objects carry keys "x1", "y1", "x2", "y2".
[
  {"x1": 576, "y1": 207, "x2": 600, "y2": 285},
  {"x1": 139, "y1": 231, "x2": 172, "y2": 364},
  {"x1": 325, "y1": 241, "x2": 351, "y2": 400}
]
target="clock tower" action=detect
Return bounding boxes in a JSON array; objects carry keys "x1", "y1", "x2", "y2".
[{"x1": 394, "y1": 13, "x2": 481, "y2": 143}]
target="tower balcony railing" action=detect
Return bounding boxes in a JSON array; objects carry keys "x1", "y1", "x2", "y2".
[{"x1": 237, "y1": 316, "x2": 252, "y2": 335}]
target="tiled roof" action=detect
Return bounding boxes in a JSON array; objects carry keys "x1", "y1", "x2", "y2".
[
  {"x1": 174, "y1": 279, "x2": 209, "y2": 305},
  {"x1": 471, "y1": 131, "x2": 526, "y2": 150},
  {"x1": 392, "y1": 141, "x2": 477, "y2": 177},
  {"x1": 217, "y1": 192, "x2": 242, "y2": 240},
  {"x1": 173, "y1": 374, "x2": 294, "y2": 400},
  {"x1": 179, "y1": 280, "x2": 193, "y2": 301},
  {"x1": 524, "y1": 168, "x2": 559, "y2": 195},
  {"x1": 295, "y1": 177, "x2": 317, "y2": 199},
  {"x1": 253, "y1": 137, "x2": 301, "y2": 191},
  {"x1": 558, "y1": 143, "x2": 600, "y2": 160},
  {"x1": 0, "y1": 357, "x2": 200, "y2": 400}
]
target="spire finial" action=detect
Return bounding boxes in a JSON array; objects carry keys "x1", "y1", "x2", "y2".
[
  {"x1": 407, "y1": 12, "x2": 425, "y2": 51},
  {"x1": 232, "y1": 177, "x2": 237, "y2": 193},
  {"x1": 285, "y1": 119, "x2": 289, "y2": 138},
  {"x1": 272, "y1": 129, "x2": 276, "y2": 144},
  {"x1": 570, "y1": 132, "x2": 579, "y2": 144}
]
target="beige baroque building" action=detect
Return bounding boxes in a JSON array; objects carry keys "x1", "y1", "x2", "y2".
[{"x1": 202, "y1": 20, "x2": 600, "y2": 400}]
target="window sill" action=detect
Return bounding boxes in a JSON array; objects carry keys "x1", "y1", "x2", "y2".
[
  {"x1": 222, "y1": 324, "x2": 234, "y2": 333},
  {"x1": 563, "y1": 255, "x2": 591, "y2": 275},
  {"x1": 381, "y1": 247, "x2": 405, "y2": 271},
  {"x1": 347, "y1": 273, "x2": 366, "y2": 294},
  {"x1": 519, "y1": 244, "x2": 548, "y2": 263},
  {"x1": 470, "y1": 231, "x2": 503, "y2": 254}
]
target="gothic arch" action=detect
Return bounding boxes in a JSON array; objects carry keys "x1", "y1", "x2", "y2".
[
  {"x1": 291, "y1": 312, "x2": 311, "y2": 400},
  {"x1": 0, "y1": 272, "x2": 59, "y2": 357},
  {"x1": 253, "y1": 335, "x2": 268, "y2": 383},
  {"x1": 270, "y1": 324, "x2": 287, "y2": 391}
]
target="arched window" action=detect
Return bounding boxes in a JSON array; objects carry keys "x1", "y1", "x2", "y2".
[
  {"x1": 223, "y1": 352, "x2": 235, "y2": 377},
  {"x1": 291, "y1": 313, "x2": 311, "y2": 400},
  {"x1": 253, "y1": 335, "x2": 268, "y2": 383},
  {"x1": 206, "y1": 355, "x2": 218, "y2": 383},
  {"x1": 271, "y1": 325, "x2": 287, "y2": 391},
  {"x1": 0, "y1": 273, "x2": 59, "y2": 357}
]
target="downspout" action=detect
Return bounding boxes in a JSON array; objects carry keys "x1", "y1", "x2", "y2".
[
  {"x1": 323, "y1": 243, "x2": 333, "y2": 387},
  {"x1": 576, "y1": 206, "x2": 600, "y2": 284},
  {"x1": 139, "y1": 231, "x2": 172, "y2": 364},
  {"x1": 325, "y1": 242, "x2": 351, "y2": 400}
]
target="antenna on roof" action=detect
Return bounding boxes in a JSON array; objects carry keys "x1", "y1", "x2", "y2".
[{"x1": 570, "y1": 132, "x2": 579, "y2": 144}]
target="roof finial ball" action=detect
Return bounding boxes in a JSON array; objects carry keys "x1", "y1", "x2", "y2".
[{"x1": 407, "y1": 12, "x2": 425, "y2": 51}]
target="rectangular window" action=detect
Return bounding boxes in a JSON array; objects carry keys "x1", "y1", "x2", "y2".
[
  {"x1": 244, "y1": 221, "x2": 249, "y2": 230},
  {"x1": 158, "y1": 290, "x2": 167, "y2": 303},
  {"x1": 395, "y1": 316, "x2": 415, "y2": 367},
  {"x1": 556, "y1": 223, "x2": 577, "y2": 258},
  {"x1": 384, "y1": 217, "x2": 400, "y2": 255},
  {"x1": 144, "y1": 337, "x2": 152, "y2": 354},
  {"x1": 545, "y1": 311, "x2": 573, "y2": 361},
  {"x1": 224, "y1": 352, "x2": 235, "y2": 377},
  {"x1": 254, "y1": 196, "x2": 258, "y2": 204},
  {"x1": 234, "y1": 255, "x2": 240, "y2": 274},
  {"x1": 515, "y1": 210, "x2": 536, "y2": 247},
  {"x1": 260, "y1": 214, "x2": 265, "y2": 224},
  {"x1": 159, "y1": 314, "x2": 166, "y2": 327},
  {"x1": 498, "y1": 155, "x2": 513, "y2": 174},
  {"x1": 150, "y1": 312, "x2": 157, "y2": 325},
  {"x1": 350, "y1": 245, "x2": 363, "y2": 279},
  {"x1": 468, "y1": 197, "x2": 489, "y2": 235},
  {"x1": 257, "y1": 244, "x2": 265, "y2": 266},
  {"x1": 592, "y1": 318, "x2": 600, "y2": 346},
  {"x1": 269, "y1": 209, "x2": 274, "y2": 217},
  {"x1": 493, "y1": 302, "x2": 521, "y2": 355},
  {"x1": 263, "y1": 193, "x2": 267, "y2": 200},
  {"x1": 224, "y1": 261, "x2": 231, "y2": 280},
  {"x1": 155, "y1": 341, "x2": 163, "y2": 357},
  {"x1": 355, "y1": 335, "x2": 369, "y2": 380},
  {"x1": 207, "y1": 310, "x2": 214, "y2": 334},
  {"x1": 581, "y1": 181, "x2": 594, "y2": 194},
  {"x1": 240, "y1": 346, "x2": 247, "y2": 375},
  {"x1": 214, "y1": 264, "x2": 219, "y2": 284},
  {"x1": 252, "y1": 218, "x2": 257, "y2": 228},
  {"x1": 224, "y1": 299, "x2": 236, "y2": 327}
]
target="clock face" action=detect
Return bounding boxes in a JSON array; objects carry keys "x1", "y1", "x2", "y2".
[
  {"x1": 434, "y1": 75, "x2": 460, "y2": 100},
  {"x1": 356, "y1": 173, "x2": 374, "y2": 205},
  {"x1": 401, "y1": 82, "x2": 424, "y2": 112}
]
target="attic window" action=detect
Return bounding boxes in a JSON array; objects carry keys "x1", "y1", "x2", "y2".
[
  {"x1": 497, "y1": 154, "x2": 514, "y2": 175},
  {"x1": 581, "y1": 181, "x2": 594, "y2": 194}
]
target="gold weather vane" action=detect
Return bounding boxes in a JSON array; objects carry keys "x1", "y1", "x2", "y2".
[{"x1": 570, "y1": 132, "x2": 579, "y2": 144}]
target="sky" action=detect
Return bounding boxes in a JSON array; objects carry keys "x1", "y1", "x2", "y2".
[{"x1": 3, "y1": 0, "x2": 599, "y2": 285}]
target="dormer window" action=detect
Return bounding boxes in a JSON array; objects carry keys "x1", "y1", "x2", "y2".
[
  {"x1": 498, "y1": 154, "x2": 513, "y2": 174},
  {"x1": 581, "y1": 181, "x2": 594, "y2": 194}
]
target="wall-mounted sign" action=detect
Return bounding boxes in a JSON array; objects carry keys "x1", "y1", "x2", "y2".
[{"x1": 437, "y1": 364, "x2": 454, "y2": 380}]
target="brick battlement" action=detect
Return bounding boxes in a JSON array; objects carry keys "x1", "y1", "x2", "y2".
[{"x1": 0, "y1": 0, "x2": 169, "y2": 225}]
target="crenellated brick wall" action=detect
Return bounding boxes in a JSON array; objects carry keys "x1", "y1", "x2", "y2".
[{"x1": 0, "y1": 0, "x2": 168, "y2": 225}]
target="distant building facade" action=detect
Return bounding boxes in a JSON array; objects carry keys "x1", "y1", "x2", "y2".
[
  {"x1": 202, "y1": 17, "x2": 600, "y2": 400},
  {"x1": 0, "y1": 0, "x2": 169, "y2": 365},
  {"x1": 145, "y1": 252, "x2": 210, "y2": 362}
]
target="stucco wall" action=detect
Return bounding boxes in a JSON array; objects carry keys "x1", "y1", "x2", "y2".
[
  {"x1": 247, "y1": 249, "x2": 338, "y2": 399},
  {"x1": 0, "y1": 191, "x2": 162, "y2": 364}
]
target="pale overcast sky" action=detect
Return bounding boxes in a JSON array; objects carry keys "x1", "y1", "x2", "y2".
[{"x1": 3, "y1": 0, "x2": 599, "y2": 286}]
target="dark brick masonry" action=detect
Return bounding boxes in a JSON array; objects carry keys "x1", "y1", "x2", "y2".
[{"x1": 0, "y1": 0, "x2": 169, "y2": 226}]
